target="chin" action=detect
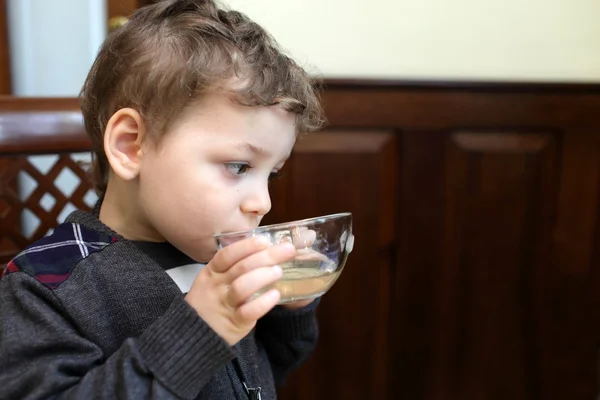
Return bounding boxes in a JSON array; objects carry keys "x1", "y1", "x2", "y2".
[
  {"x1": 192, "y1": 248, "x2": 217, "y2": 263},
  {"x1": 181, "y1": 239, "x2": 218, "y2": 263},
  {"x1": 204, "y1": 251, "x2": 218, "y2": 263}
]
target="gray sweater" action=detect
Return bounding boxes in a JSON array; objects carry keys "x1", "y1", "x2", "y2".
[{"x1": 0, "y1": 210, "x2": 319, "y2": 399}]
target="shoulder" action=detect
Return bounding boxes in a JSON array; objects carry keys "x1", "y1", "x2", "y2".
[{"x1": 2, "y1": 223, "x2": 118, "y2": 290}]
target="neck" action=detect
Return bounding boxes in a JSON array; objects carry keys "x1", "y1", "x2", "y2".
[{"x1": 99, "y1": 179, "x2": 164, "y2": 242}]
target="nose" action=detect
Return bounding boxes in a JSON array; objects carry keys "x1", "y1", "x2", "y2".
[{"x1": 240, "y1": 182, "x2": 272, "y2": 216}]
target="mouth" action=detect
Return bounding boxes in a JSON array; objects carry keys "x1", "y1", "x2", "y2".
[{"x1": 217, "y1": 227, "x2": 257, "y2": 236}]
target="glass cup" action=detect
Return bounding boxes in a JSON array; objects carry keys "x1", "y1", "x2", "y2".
[{"x1": 214, "y1": 212, "x2": 354, "y2": 304}]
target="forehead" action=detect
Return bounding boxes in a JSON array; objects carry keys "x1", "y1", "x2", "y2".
[{"x1": 167, "y1": 93, "x2": 296, "y2": 149}]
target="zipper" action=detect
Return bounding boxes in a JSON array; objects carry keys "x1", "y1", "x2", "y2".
[{"x1": 233, "y1": 357, "x2": 262, "y2": 400}]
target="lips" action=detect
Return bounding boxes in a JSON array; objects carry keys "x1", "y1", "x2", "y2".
[{"x1": 219, "y1": 227, "x2": 255, "y2": 235}]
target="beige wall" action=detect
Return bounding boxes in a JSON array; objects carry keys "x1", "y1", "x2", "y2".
[{"x1": 224, "y1": 0, "x2": 600, "y2": 82}]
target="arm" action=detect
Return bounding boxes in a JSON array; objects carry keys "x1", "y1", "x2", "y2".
[
  {"x1": 0, "y1": 272, "x2": 234, "y2": 400},
  {"x1": 255, "y1": 298, "x2": 320, "y2": 386}
]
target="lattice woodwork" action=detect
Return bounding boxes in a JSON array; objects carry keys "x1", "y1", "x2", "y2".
[{"x1": 0, "y1": 153, "x2": 97, "y2": 263}]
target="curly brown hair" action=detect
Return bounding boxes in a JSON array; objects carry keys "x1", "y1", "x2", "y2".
[{"x1": 80, "y1": 0, "x2": 325, "y2": 193}]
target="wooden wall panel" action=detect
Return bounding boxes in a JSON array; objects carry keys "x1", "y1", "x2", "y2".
[
  {"x1": 550, "y1": 130, "x2": 600, "y2": 400},
  {"x1": 311, "y1": 80, "x2": 600, "y2": 400},
  {"x1": 435, "y1": 131, "x2": 558, "y2": 399}
]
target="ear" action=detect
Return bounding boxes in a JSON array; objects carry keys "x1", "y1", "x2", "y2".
[{"x1": 104, "y1": 108, "x2": 146, "y2": 181}]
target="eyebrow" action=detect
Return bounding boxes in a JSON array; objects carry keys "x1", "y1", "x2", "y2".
[{"x1": 234, "y1": 141, "x2": 270, "y2": 157}]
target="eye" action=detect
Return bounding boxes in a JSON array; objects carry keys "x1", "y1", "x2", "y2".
[{"x1": 224, "y1": 163, "x2": 250, "y2": 176}]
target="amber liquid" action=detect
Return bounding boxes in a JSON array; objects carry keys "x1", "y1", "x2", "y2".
[{"x1": 256, "y1": 258, "x2": 341, "y2": 303}]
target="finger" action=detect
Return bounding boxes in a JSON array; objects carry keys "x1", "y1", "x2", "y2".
[
  {"x1": 295, "y1": 249, "x2": 329, "y2": 262},
  {"x1": 235, "y1": 289, "x2": 281, "y2": 325},
  {"x1": 292, "y1": 228, "x2": 316, "y2": 249},
  {"x1": 211, "y1": 236, "x2": 270, "y2": 273},
  {"x1": 228, "y1": 266, "x2": 283, "y2": 306},
  {"x1": 226, "y1": 242, "x2": 295, "y2": 280}
]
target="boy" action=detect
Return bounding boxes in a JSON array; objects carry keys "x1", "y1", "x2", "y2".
[{"x1": 0, "y1": 0, "x2": 325, "y2": 399}]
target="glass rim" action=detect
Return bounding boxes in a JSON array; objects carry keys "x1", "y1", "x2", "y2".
[{"x1": 213, "y1": 212, "x2": 352, "y2": 239}]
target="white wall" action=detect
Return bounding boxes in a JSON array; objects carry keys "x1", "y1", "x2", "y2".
[
  {"x1": 224, "y1": 0, "x2": 600, "y2": 82},
  {"x1": 9, "y1": 0, "x2": 598, "y2": 87}
]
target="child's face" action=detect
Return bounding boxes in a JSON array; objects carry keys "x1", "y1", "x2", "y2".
[{"x1": 137, "y1": 93, "x2": 296, "y2": 261}]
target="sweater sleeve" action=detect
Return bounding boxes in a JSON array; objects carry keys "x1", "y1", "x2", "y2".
[
  {"x1": 255, "y1": 298, "x2": 320, "y2": 386},
  {"x1": 0, "y1": 272, "x2": 234, "y2": 400}
]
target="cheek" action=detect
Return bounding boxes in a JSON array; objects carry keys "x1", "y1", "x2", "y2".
[
  {"x1": 142, "y1": 149, "x2": 204, "y2": 193},
  {"x1": 140, "y1": 156, "x2": 233, "y2": 226}
]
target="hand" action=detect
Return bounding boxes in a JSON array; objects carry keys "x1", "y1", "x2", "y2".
[
  {"x1": 184, "y1": 236, "x2": 296, "y2": 345},
  {"x1": 286, "y1": 227, "x2": 317, "y2": 249}
]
